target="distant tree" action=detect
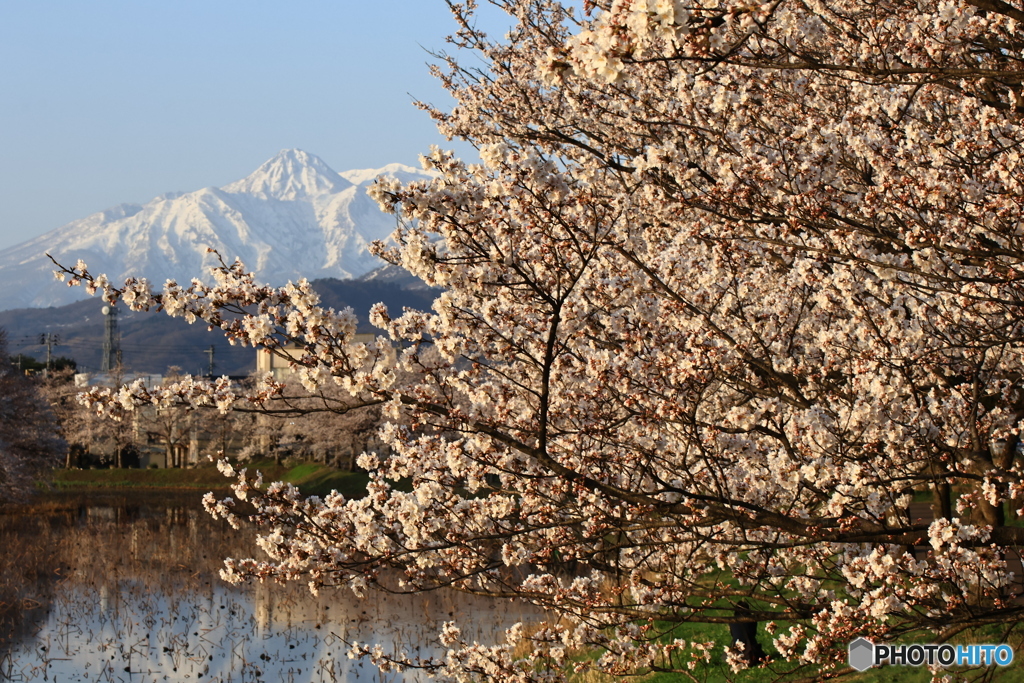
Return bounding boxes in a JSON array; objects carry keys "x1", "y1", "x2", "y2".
[
  {"x1": 196, "y1": 407, "x2": 245, "y2": 462},
  {"x1": 233, "y1": 410, "x2": 283, "y2": 463},
  {"x1": 145, "y1": 367, "x2": 200, "y2": 468},
  {"x1": 231, "y1": 377, "x2": 381, "y2": 468},
  {"x1": 0, "y1": 329, "x2": 65, "y2": 501},
  {"x1": 273, "y1": 381, "x2": 382, "y2": 469},
  {"x1": 41, "y1": 368, "x2": 92, "y2": 468},
  {"x1": 10, "y1": 355, "x2": 76, "y2": 374},
  {"x1": 42, "y1": 368, "x2": 136, "y2": 468}
]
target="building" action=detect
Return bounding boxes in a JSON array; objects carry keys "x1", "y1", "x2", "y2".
[
  {"x1": 74, "y1": 372, "x2": 164, "y2": 389},
  {"x1": 255, "y1": 334, "x2": 378, "y2": 381}
]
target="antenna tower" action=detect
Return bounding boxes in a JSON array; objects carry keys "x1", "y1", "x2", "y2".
[
  {"x1": 101, "y1": 304, "x2": 121, "y2": 372},
  {"x1": 204, "y1": 345, "x2": 215, "y2": 377}
]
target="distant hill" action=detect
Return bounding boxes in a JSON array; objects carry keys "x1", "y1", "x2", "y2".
[
  {"x1": 0, "y1": 149, "x2": 435, "y2": 310},
  {"x1": 0, "y1": 271, "x2": 439, "y2": 376}
]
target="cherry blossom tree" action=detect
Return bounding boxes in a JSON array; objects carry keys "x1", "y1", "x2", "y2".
[
  {"x1": 0, "y1": 330, "x2": 65, "y2": 502},
  {"x1": 43, "y1": 368, "x2": 112, "y2": 468},
  {"x1": 51, "y1": 0, "x2": 1024, "y2": 678},
  {"x1": 273, "y1": 384, "x2": 383, "y2": 470},
  {"x1": 229, "y1": 376, "x2": 383, "y2": 468}
]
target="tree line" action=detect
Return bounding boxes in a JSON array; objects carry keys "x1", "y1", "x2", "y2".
[{"x1": 0, "y1": 339, "x2": 382, "y2": 498}]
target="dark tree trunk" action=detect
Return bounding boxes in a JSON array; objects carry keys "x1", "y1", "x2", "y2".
[{"x1": 730, "y1": 602, "x2": 767, "y2": 664}]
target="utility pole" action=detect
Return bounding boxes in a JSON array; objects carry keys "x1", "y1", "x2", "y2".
[
  {"x1": 204, "y1": 345, "x2": 215, "y2": 378},
  {"x1": 101, "y1": 304, "x2": 121, "y2": 373},
  {"x1": 38, "y1": 333, "x2": 60, "y2": 376}
]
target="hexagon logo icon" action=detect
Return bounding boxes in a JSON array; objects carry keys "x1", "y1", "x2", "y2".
[{"x1": 849, "y1": 638, "x2": 875, "y2": 672}]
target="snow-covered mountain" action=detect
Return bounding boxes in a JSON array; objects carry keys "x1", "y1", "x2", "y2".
[{"x1": 0, "y1": 150, "x2": 432, "y2": 310}]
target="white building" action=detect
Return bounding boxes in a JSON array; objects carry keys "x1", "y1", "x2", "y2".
[{"x1": 74, "y1": 372, "x2": 164, "y2": 388}]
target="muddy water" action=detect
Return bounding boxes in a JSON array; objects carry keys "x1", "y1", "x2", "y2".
[{"x1": 0, "y1": 491, "x2": 539, "y2": 682}]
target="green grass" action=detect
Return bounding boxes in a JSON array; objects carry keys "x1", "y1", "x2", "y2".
[
  {"x1": 50, "y1": 465, "x2": 235, "y2": 490},
  {"x1": 277, "y1": 463, "x2": 370, "y2": 499},
  {"x1": 47, "y1": 461, "x2": 370, "y2": 499},
  {"x1": 564, "y1": 619, "x2": 1024, "y2": 683}
]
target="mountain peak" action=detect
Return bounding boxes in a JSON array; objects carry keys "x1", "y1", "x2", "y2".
[
  {"x1": 0, "y1": 150, "x2": 439, "y2": 310},
  {"x1": 222, "y1": 149, "x2": 351, "y2": 200}
]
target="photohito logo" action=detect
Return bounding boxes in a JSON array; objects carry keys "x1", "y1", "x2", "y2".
[{"x1": 848, "y1": 638, "x2": 1014, "y2": 671}]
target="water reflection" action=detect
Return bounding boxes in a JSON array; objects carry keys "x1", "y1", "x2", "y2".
[{"x1": 1, "y1": 492, "x2": 538, "y2": 682}]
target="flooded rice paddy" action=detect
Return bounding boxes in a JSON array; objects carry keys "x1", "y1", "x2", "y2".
[{"x1": 0, "y1": 491, "x2": 539, "y2": 682}]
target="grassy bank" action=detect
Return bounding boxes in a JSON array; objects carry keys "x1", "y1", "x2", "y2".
[
  {"x1": 559, "y1": 620, "x2": 1024, "y2": 683},
  {"x1": 48, "y1": 460, "x2": 370, "y2": 499}
]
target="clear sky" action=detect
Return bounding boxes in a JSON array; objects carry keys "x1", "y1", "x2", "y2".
[{"x1": 0, "y1": 1, "x2": 499, "y2": 251}]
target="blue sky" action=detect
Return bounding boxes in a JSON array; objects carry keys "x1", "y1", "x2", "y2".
[{"x1": 0, "y1": 1, "x2": 501, "y2": 250}]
